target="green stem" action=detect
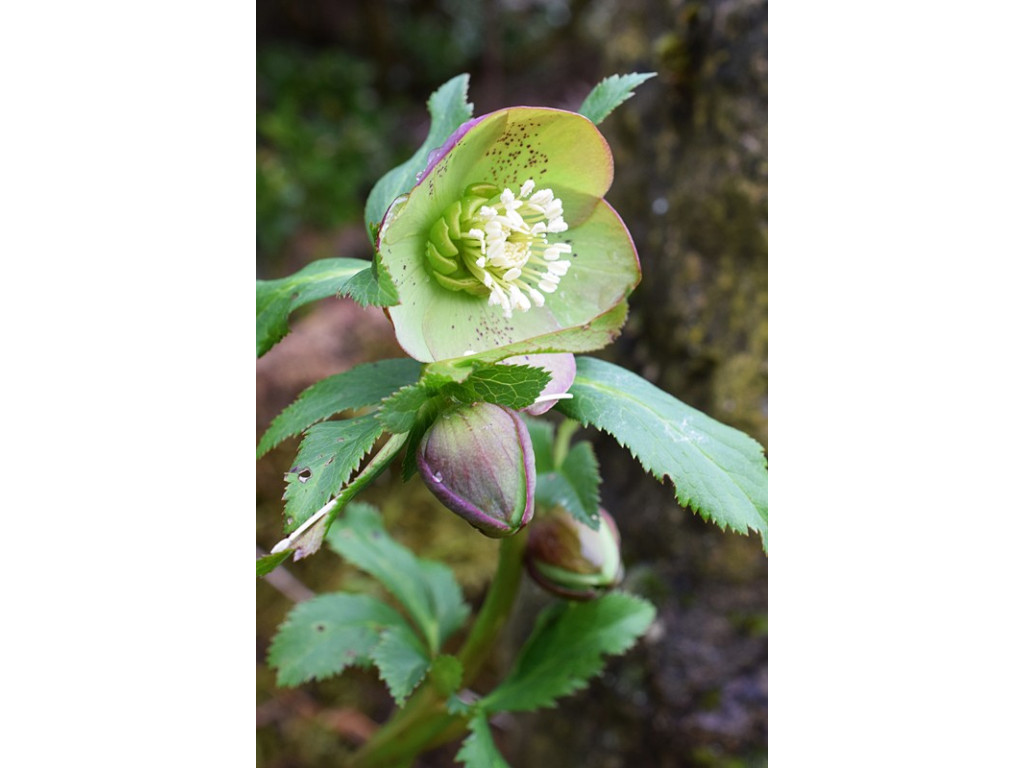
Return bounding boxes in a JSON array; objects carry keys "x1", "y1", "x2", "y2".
[
  {"x1": 456, "y1": 529, "x2": 528, "y2": 682},
  {"x1": 326, "y1": 432, "x2": 409, "y2": 529},
  {"x1": 348, "y1": 531, "x2": 528, "y2": 768},
  {"x1": 553, "y1": 417, "x2": 578, "y2": 468}
]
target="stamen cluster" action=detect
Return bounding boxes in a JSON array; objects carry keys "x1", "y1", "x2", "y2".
[{"x1": 425, "y1": 180, "x2": 572, "y2": 318}]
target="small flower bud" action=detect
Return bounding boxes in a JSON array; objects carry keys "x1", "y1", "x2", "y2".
[
  {"x1": 417, "y1": 403, "x2": 536, "y2": 537},
  {"x1": 525, "y1": 506, "x2": 624, "y2": 600}
]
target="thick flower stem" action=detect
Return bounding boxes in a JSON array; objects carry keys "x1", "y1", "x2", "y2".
[
  {"x1": 348, "y1": 531, "x2": 528, "y2": 768},
  {"x1": 456, "y1": 528, "x2": 528, "y2": 682}
]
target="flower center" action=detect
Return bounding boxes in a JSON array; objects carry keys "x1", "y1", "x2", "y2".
[{"x1": 424, "y1": 179, "x2": 572, "y2": 318}]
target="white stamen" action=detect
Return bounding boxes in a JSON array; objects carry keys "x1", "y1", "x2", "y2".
[
  {"x1": 508, "y1": 285, "x2": 531, "y2": 311},
  {"x1": 530, "y1": 189, "x2": 553, "y2": 207},
  {"x1": 452, "y1": 178, "x2": 572, "y2": 316},
  {"x1": 532, "y1": 392, "x2": 574, "y2": 404}
]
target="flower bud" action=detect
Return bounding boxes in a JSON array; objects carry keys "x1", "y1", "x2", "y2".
[
  {"x1": 417, "y1": 403, "x2": 536, "y2": 537},
  {"x1": 503, "y1": 353, "x2": 577, "y2": 416},
  {"x1": 525, "y1": 506, "x2": 623, "y2": 600}
]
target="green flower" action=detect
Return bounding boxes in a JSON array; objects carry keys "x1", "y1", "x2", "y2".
[{"x1": 376, "y1": 107, "x2": 641, "y2": 363}]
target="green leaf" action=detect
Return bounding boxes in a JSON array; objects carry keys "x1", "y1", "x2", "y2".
[
  {"x1": 561, "y1": 441, "x2": 601, "y2": 524},
  {"x1": 258, "y1": 359, "x2": 422, "y2": 459},
  {"x1": 456, "y1": 711, "x2": 511, "y2": 768},
  {"x1": 377, "y1": 383, "x2": 437, "y2": 434},
  {"x1": 557, "y1": 357, "x2": 768, "y2": 548},
  {"x1": 364, "y1": 74, "x2": 474, "y2": 240},
  {"x1": 283, "y1": 415, "x2": 384, "y2": 533},
  {"x1": 578, "y1": 72, "x2": 657, "y2": 125},
  {"x1": 256, "y1": 257, "x2": 369, "y2": 357},
  {"x1": 339, "y1": 253, "x2": 401, "y2": 308},
  {"x1": 256, "y1": 550, "x2": 291, "y2": 577},
  {"x1": 419, "y1": 560, "x2": 473, "y2": 645},
  {"x1": 267, "y1": 594, "x2": 408, "y2": 687},
  {"x1": 525, "y1": 417, "x2": 555, "y2": 474},
  {"x1": 370, "y1": 623, "x2": 431, "y2": 706},
  {"x1": 481, "y1": 593, "x2": 655, "y2": 713},
  {"x1": 326, "y1": 503, "x2": 470, "y2": 654},
  {"x1": 459, "y1": 364, "x2": 550, "y2": 410},
  {"x1": 535, "y1": 441, "x2": 602, "y2": 530}
]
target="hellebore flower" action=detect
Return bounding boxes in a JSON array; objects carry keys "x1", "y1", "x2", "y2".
[
  {"x1": 417, "y1": 402, "x2": 536, "y2": 537},
  {"x1": 525, "y1": 506, "x2": 623, "y2": 600},
  {"x1": 377, "y1": 107, "x2": 641, "y2": 362}
]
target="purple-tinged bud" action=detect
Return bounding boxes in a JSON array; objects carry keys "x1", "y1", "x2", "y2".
[
  {"x1": 525, "y1": 506, "x2": 623, "y2": 600},
  {"x1": 417, "y1": 403, "x2": 536, "y2": 537},
  {"x1": 503, "y1": 353, "x2": 576, "y2": 416}
]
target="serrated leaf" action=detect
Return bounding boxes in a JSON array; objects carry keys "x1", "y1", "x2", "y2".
[
  {"x1": 524, "y1": 417, "x2": 555, "y2": 474},
  {"x1": 560, "y1": 441, "x2": 601, "y2": 526},
  {"x1": 283, "y1": 415, "x2": 384, "y2": 533},
  {"x1": 339, "y1": 253, "x2": 400, "y2": 308},
  {"x1": 267, "y1": 594, "x2": 408, "y2": 687},
  {"x1": 326, "y1": 503, "x2": 470, "y2": 654},
  {"x1": 256, "y1": 258, "x2": 369, "y2": 357},
  {"x1": 456, "y1": 711, "x2": 511, "y2": 768},
  {"x1": 418, "y1": 560, "x2": 473, "y2": 645},
  {"x1": 256, "y1": 549, "x2": 291, "y2": 577},
  {"x1": 578, "y1": 72, "x2": 657, "y2": 125},
  {"x1": 534, "y1": 440, "x2": 601, "y2": 529},
  {"x1": 378, "y1": 383, "x2": 436, "y2": 434},
  {"x1": 422, "y1": 358, "x2": 478, "y2": 385},
  {"x1": 460, "y1": 364, "x2": 550, "y2": 410},
  {"x1": 258, "y1": 359, "x2": 422, "y2": 459},
  {"x1": 557, "y1": 357, "x2": 768, "y2": 548},
  {"x1": 481, "y1": 593, "x2": 655, "y2": 713},
  {"x1": 370, "y1": 623, "x2": 431, "y2": 706},
  {"x1": 365, "y1": 74, "x2": 474, "y2": 240},
  {"x1": 536, "y1": 438, "x2": 598, "y2": 528}
]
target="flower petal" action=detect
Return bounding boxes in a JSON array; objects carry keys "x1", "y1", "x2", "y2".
[{"x1": 538, "y1": 199, "x2": 641, "y2": 327}]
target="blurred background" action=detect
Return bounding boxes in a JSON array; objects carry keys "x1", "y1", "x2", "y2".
[{"x1": 256, "y1": 0, "x2": 767, "y2": 765}]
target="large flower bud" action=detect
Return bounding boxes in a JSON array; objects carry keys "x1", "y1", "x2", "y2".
[
  {"x1": 525, "y1": 506, "x2": 623, "y2": 600},
  {"x1": 417, "y1": 403, "x2": 536, "y2": 537}
]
